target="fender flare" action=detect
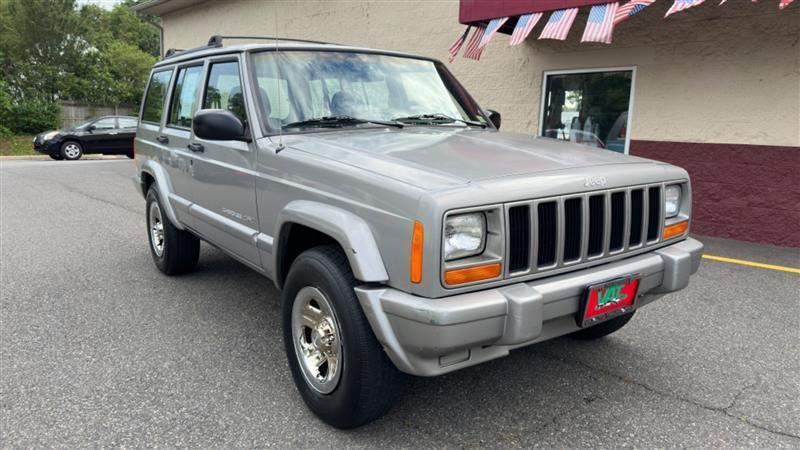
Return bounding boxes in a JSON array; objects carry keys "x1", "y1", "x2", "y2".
[
  {"x1": 140, "y1": 160, "x2": 185, "y2": 230},
  {"x1": 275, "y1": 200, "x2": 389, "y2": 285}
]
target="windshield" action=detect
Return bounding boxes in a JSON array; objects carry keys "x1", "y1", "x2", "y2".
[{"x1": 250, "y1": 51, "x2": 487, "y2": 132}]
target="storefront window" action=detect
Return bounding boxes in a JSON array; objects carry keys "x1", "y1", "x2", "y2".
[{"x1": 540, "y1": 69, "x2": 634, "y2": 153}]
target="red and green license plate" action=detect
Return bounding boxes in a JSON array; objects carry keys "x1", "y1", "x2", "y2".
[{"x1": 577, "y1": 276, "x2": 640, "y2": 328}]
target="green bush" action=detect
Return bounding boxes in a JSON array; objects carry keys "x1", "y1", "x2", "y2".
[{"x1": 0, "y1": 101, "x2": 61, "y2": 134}]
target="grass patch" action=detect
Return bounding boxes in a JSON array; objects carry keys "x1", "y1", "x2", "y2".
[{"x1": 0, "y1": 135, "x2": 38, "y2": 157}]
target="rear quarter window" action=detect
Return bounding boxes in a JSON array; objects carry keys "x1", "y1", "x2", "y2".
[{"x1": 141, "y1": 69, "x2": 173, "y2": 123}]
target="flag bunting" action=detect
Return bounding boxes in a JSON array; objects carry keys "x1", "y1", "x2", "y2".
[
  {"x1": 463, "y1": 25, "x2": 487, "y2": 60},
  {"x1": 539, "y1": 8, "x2": 580, "y2": 40},
  {"x1": 665, "y1": 0, "x2": 706, "y2": 17},
  {"x1": 509, "y1": 13, "x2": 543, "y2": 46},
  {"x1": 582, "y1": 3, "x2": 620, "y2": 43},
  {"x1": 448, "y1": 26, "x2": 470, "y2": 62},
  {"x1": 615, "y1": 0, "x2": 655, "y2": 24}
]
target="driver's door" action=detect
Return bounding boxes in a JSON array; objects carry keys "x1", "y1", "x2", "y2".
[{"x1": 81, "y1": 117, "x2": 118, "y2": 152}]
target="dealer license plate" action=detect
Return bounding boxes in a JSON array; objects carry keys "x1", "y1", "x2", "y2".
[{"x1": 577, "y1": 276, "x2": 640, "y2": 328}]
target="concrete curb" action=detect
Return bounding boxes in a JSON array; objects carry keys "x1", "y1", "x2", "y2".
[{"x1": 0, "y1": 155, "x2": 127, "y2": 161}]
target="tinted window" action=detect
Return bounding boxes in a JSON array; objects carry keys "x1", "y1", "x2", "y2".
[
  {"x1": 204, "y1": 61, "x2": 247, "y2": 124},
  {"x1": 118, "y1": 117, "x2": 138, "y2": 128},
  {"x1": 168, "y1": 65, "x2": 203, "y2": 128},
  {"x1": 141, "y1": 69, "x2": 173, "y2": 123},
  {"x1": 540, "y1": 70, "x2": 633, "y2": 153},
  {"x1": 93, "y1": 118, "x2": 116, "y2": 129}
]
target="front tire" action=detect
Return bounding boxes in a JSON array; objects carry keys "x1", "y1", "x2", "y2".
[
  {"x1": 60, "y1": 141, "x2": 83, "y2": 160},
  {"x1": 145, "y1": 186, "x2": 200, "y2": 275},
  {"x1": 282, "y1": 245, "x2": 402, "y2": 429},
  {"x1": 569, "y1": 311, "x2": 635, "y2": 340}
]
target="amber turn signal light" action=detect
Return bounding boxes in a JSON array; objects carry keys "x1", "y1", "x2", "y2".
[
  {"x1": 663, "y1": 220, "x2": 689, "y2": 239},
  {"x1": 444, "y1": 263, "x2": 502, "y2": 286},
  {"x1": 410, "y1": 221, "x2": 424, "y2": 284}
]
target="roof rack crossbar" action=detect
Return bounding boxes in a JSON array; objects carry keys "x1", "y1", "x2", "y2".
[
  {"x1": 207, "y1": 35, "x2": 338, "y2": 46},
  {"x1": 162, "y1": 40, "x2": 223, "y2": 60}
]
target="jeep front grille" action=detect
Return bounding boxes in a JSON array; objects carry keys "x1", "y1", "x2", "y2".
[{"x1": 505, "y1": 185, "x2": 665, "y2": 277}]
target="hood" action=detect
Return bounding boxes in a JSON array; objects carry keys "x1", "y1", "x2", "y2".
[{"x1": 283, "y1": 127, "x2": 657, "y2": 190}]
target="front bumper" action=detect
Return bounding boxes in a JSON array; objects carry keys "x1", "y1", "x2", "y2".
[
  {"x1": 32, "y1": 138, "x2": 59, "y2": 155},
  {"x1": 356, "y1": 237, "x2": 703, "y2": 376}
]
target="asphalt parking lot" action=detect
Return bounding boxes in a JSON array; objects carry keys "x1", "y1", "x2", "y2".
[{"x1": 1, "y1": 159, "x2": 798, "y2": 447}]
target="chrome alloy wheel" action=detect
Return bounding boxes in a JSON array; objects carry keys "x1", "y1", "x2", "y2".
[
  {"x1": 63, "y1": 143, "x2": 81, "y2": 159},
  {"x1": 291, "y1": 286, "x2": 343, "y2": 394},
  {"x1": 149, "y1": 201, "x2": 165, "y2": 257}
]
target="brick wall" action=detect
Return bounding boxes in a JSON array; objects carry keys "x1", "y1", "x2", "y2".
[{"x1": 631, "y1": 141, "x2": 800, "y2": 248}]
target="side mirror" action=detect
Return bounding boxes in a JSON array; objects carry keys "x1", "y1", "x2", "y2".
[
  {"x1": 486, "y1": 109, "x2": 501, "y2": 130},
  {"x1": 87, "y1": 124, "x2": 96, "y2": 132},
  {"x1": 193, "y1": 109, "x2": 249, "y2": 141}
]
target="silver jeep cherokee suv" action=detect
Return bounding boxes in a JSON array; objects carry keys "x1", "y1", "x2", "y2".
[{"x1": 134, "y1": 36, "x2": 703, "y2": 428}]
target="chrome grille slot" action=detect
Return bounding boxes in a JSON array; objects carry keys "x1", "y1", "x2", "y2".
[
  {"x1": 537, "y1": 202, "x2": 557, "y2": 267},
  {"x1": 629, "y1": 189, "x2": 644, "y2": 246},
  {"x1": 647, "y1": 186, "x2": 661, "y2": 241},
  {"x1": 563, "y1": 198, "x2": 582, "y2": 261},
  {"x1": 609, "y1": 192, "x2": 625, "y2": 252},
  {"x1": 507, "y1": 205, "x2": 531, "y2": 272}
]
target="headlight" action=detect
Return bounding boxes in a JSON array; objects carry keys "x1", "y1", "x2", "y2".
[
  {"x1": 665, "y1": 185, "x2": 682, "y2": 218},
  {"x1": 43, "y1": 131, "x2": 59, "y2": 141},
  {"x1": 444, "y1": 213, "x2": 486, "y2": 261}
]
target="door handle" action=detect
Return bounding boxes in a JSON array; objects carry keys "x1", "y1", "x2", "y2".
[
  {"x1": 156, "y1": 135, "x2": 169, "y2": 144},
  {"x1": 109, "y1": 131, "x2": 118, "y2": 135},
  {"x1": 187, "y1": 143, "x2": 204, "y2": 153}
]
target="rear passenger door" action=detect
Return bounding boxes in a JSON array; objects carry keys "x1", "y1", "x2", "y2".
[
  {"x1": 188, "y1": 57, "x2": 261, "y2": 268},
  {"x1": 162, "y1": 63, "x2": 205, "y2": 219}
]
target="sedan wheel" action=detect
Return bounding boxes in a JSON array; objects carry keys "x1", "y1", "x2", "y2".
[{"x1": 60, "y1": 141, "x2": 83, "y2": 160}]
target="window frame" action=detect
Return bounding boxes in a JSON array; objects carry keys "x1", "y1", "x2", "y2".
[
  {"x1": 538, "y1": 66, "x2": 637, "y2": 154},
  {"x1": 201, "y1": 56, "x2": 250, "y2": 126},
  {"x1": 166, "y1": 62, "x2": 207, "y2": 131},
  {"x1": 140, "y1": 68, "x2": 176, "y2": 126}
]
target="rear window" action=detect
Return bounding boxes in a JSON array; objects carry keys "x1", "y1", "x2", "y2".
[{"x1": 141, "y1": 69, "x2": 173, "y2": 123}]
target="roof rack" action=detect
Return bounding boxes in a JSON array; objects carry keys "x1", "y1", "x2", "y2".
[
  {"x1": 161, "y1": 35, "x2": 340, "y2": 60},
  {"x1": 207, "y1": 35, "x2": 337, "y2": 46}
]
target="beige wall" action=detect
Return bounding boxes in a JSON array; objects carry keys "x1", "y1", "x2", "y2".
[{"x1": 161, "y1": 0, "x2": 799, "y2": 147}]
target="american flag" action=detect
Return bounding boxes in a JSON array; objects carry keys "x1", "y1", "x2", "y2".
[
  {"x1": 665, "y1": 0, "x2": 706, "y2": 17},
  {"x1": 582, "y1": 3, "x2": 620, "y2": 43},
  {"x1": 448, "y1": 26, "x2": 470, "y2": 62},
  {"x1": 779, "y1": 0, "x2": 794, "y2": 9},
  {"x1": 477, "y1": 17, "x2": 509, "y2": 50},
  {"x1": 464, "y1": 25, "x2": 487, "y2": 60},
  {"x1": 614, "y1": 0, "x2": 655, "y2": 24},
  {"x1": 538, "y1": 8, "x2": 580, "y2": 40},
  {"x1": 509, "y1": 13, "x2": 543, "y2": 46}
]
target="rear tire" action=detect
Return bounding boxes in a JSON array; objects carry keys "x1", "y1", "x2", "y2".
[
  {"x1": 60, "y1": 141, "x2": 83, "y2": 160},
  {"x1": 569, "y1": 311, "x2": 635, "y2": 340},
  {"x1": 145, "y1": 186, "x2": 200, "y2": 275},
  {"x1": 282, "y1": 245, "x2": 402, "y2": 429}
]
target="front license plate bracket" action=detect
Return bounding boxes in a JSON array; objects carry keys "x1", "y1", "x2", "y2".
[{"x1": 577, "y1": 275, "x2": 640, "y2": 328}]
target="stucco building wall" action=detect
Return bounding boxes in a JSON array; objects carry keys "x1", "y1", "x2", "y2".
[{"x1": 160, "y1": 0, "x2": 799, "y2": 147}]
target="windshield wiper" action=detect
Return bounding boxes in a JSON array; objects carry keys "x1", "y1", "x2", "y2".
[
  {"x1": 392, "y1": 113, "x2": 486, "y2": 128},
  {"x1": 283, "y1": 115, "x2": 403, "y2": 129}
]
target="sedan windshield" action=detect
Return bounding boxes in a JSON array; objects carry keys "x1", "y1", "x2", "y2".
[{"x1": 250, "y1": 51, "x2": 487, "y2": 132}]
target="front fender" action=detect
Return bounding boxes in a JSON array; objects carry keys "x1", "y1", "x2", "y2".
[
  {"x1": 139, "y1": 160, "x2": 185, "y2": 230},
  {"x1": 275, "y1": 200, "x2": 389, "y2": 284}
]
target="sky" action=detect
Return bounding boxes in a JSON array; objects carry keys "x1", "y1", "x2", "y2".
[{"x1": 75, "y1": 0, "x2": 124, "y2": 10}]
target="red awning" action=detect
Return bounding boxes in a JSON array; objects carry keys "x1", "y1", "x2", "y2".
[{"x1": 460, "y1": 0, "x2": 611, "y2": 30}]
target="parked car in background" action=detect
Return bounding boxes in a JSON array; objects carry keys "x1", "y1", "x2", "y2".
[{"x1": 33, "y1": 116, "x2": 138, "y2": 160}]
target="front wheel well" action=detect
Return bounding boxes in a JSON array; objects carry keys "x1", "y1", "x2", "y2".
[
  {"x1": 276, "y1": 223, "x2": 343, "y2": 288},
  {"x1": 141, "y1": 171, "x2": 155, "y2": 196}
]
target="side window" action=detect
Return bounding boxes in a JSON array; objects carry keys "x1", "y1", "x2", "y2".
[
  {"x1": 168, "y1": 65, "x2": 203, "y2": 128},
  {"x1": 203, "y1": 61, "x2": 246, "y2": 124},
  {"x1": 93, "y1": 118, "x2": 117, "y2": 129},
  {"x1": 141, "y1": 69, "x2": 173, "y2": 123},
  {"x1": 118, "y1": 118, "x2": 138, "y2": 128}
]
